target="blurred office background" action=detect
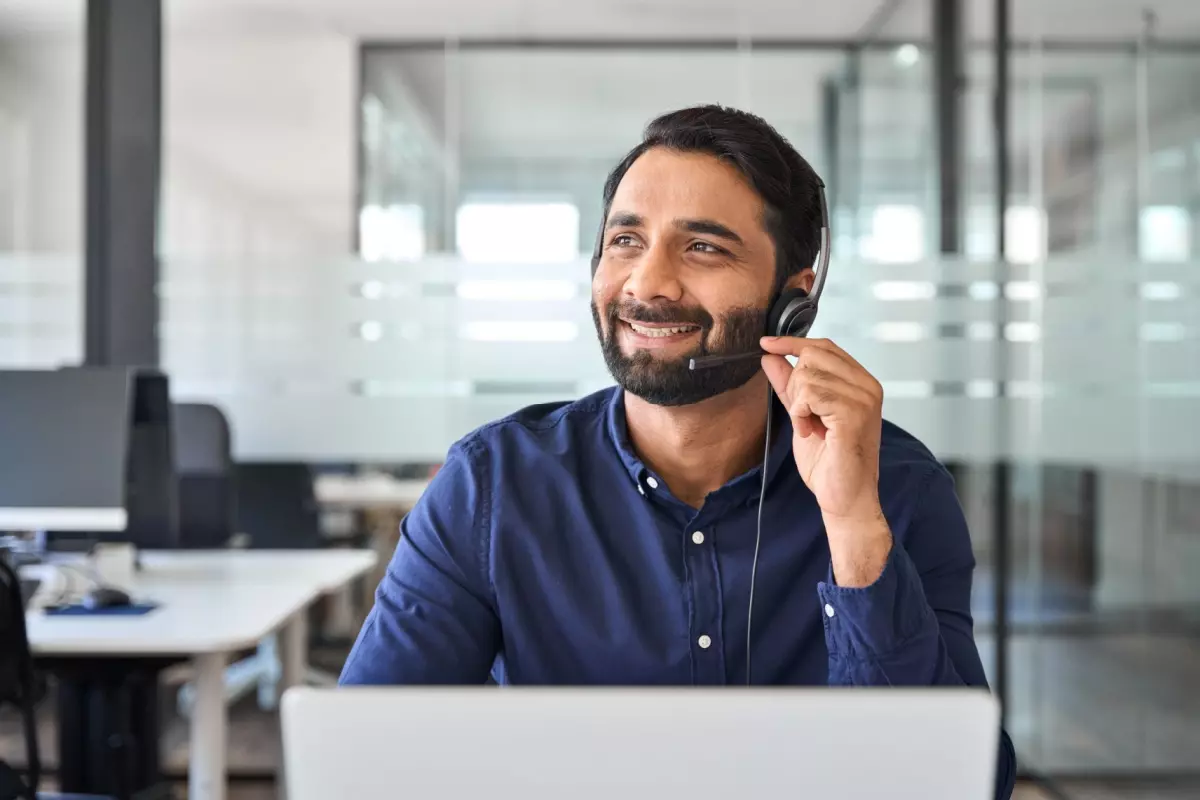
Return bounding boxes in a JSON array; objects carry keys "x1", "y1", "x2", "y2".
[{"x1": 0, "y1": 0, "x2": 1198, "y2": 797}]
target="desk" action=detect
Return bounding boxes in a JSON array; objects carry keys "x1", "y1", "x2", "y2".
[
  {"x1": 24, "y1": 549, "x2": 377, "y2": 800},
  {"x1": 313, "y1": 476, "x2": 428, "y2": 606},
  {"x1": 313, "y1": 475, "x2": 428, "y2": 511},
  {"x1": 0, "y1": 507, "x2": 127, "y2": 532}
]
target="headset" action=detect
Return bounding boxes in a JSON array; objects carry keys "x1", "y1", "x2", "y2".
[{"x1": 592, "y1": 173, "x2": 832, "y2": 685}]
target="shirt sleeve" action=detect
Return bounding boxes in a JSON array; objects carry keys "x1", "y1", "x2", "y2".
[
  {"x1": 816, "y1": 466, "x2": 1017, "y2": 800},
  {"x1": 339, "y1": 438, "x2": 500, "y2": 685}
]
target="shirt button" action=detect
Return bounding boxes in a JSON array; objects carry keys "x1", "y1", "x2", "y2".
[
  {"x1": 697, "y1": 635, "x2": 712, "y2": 649},
  {"x1": 637, "y1": 483, "x2": 645, "y2": 496},
  {"x1": 691, "y1": 531, "x2": 705, "y2": 545},
  {"x1": 646, "y1": 476, "x2": 659, "y2": 489},
  {"x1": 824, "y1": 603, "x2": 836, "y2": 618}
]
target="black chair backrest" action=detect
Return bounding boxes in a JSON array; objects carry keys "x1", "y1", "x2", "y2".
[
  {"x1": 172, "y1": 403, "x2": 235, "y2": 550},
  {"x1": 0, "y1": 553, "x2": 39, "y2": 796},
  {"x1": 234, "y1": 463, "x2": 322, "y2": 550}
]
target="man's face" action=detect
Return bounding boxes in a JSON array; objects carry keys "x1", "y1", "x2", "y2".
[{"x1": 591, "y1": 148, "x2": 777, "y2": 406}]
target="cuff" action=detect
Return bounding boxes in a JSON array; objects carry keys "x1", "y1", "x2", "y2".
[{"x1": 816, "y1": 545, "x2": 936, "y2": 659}]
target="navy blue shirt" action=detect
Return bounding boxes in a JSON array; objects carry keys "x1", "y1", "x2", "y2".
[{"x1": 341, "y1": 386, "x2": 1015, "y2": 798}]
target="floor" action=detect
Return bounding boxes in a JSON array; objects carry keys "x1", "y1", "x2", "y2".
[
  {"x1": 975, "y1": 633, "x2": 1200, "y2": 773},
  {"x1": 1015, "y1": 784, "x2": 1200, "y2": 800}
]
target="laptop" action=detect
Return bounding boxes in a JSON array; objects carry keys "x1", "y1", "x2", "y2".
[{"x1": 282, "y1": 687, "x2": 1000, "y2": 800}]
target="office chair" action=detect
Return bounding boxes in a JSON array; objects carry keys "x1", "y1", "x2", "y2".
[
  {"x1": 0, "y1": 553, "x2": 40, "y2": 800},
  {"x1": 171, "y1": 403, "x2": 236, "y2": 549},
  {"x1": 233, "y1": 463, "x2": 324, "y2": 550},
  {"x1": 178, "y1": 462, "x2": 332, "y2": 716}
]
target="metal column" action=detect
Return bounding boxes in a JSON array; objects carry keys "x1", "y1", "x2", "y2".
[
  {"x1": 85, "y1": 0, "x2": 163, "y2": 367},
  {"x1": 992, "y1": 0, "x2": 1012, "y2": 720},
  {"x1": 933, "y1": 0, "x2": 964, "y2": 255}
]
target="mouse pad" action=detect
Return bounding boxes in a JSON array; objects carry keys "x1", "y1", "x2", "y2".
[{"x1": 43, "y1": 603, "x2": 159, "y2": 616}]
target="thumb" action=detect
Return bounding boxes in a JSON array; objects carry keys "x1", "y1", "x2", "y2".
[{"x1": 761, "y1": 354, "x2": 792, "y2": 405}]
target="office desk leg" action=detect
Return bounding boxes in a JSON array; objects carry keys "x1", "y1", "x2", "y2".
[
  {"x1": 190, "y1": 652, "x2": 228, "y2": 800},
  {"x1": 280, "y1": 610, "x2": 309, "y2": 694}
]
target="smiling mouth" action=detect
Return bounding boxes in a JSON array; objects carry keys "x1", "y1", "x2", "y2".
[{"x1": 624, "y1": 320, "x2": 701, "y2": 338}]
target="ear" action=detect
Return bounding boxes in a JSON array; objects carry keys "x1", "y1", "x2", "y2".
[{"x1": 783, "y1": 267, "x2": 815, "y2": 296}]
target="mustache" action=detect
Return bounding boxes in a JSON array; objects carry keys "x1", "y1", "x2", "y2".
[{"x1": 607, "y1": 299, "x2": 714, "y2": 330}]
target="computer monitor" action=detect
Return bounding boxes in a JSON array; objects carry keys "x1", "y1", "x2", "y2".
[
  {"x1": 0, "y1": 369, "x2": 130, "y2": 533},
  {"x1": 0, "y1": 368, "x2": 179, "y2": 548}
]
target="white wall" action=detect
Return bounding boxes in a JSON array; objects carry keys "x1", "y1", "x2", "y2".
[
  {"x1": 163, "y1": 33, "x2": 356, "y2": 259},
  {"x1": 0, "y1": 36, "x2": 83, "y2": 253},
  {"x1": 0, "y1": 30, "x2": 358, "y2": 259}
]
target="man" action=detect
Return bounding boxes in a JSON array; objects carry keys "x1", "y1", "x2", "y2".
[{"x1": 341, "y1": 105, "x2": 1015, "y2": 798}]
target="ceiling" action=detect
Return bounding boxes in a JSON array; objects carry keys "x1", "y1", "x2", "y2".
[{"x1": 3, "y1": 0, "x2": 1200, "y2": 42}]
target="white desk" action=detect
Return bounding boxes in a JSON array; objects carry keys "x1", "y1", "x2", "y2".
[
  {"x1": 313, "y1": 474, "x2": 428, "y2": 510},
  {"x1": 24, "y1": 549, "x2": 377, "y2": 800},
  {"x1": 0, "y1": 507, "x2": 127, "y2": 532}
]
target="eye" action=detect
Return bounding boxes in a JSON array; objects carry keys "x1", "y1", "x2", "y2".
[
  {"x1": 689, "y1": 241, "x2": 727, "y2": 255},
  {"x1": 609, "y1": 233, "x2": 640, "y2": 249}
]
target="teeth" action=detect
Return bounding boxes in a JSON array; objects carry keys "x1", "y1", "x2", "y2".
[{"x1": 629, "y1": 322, "x2": 696, "y2": 338}]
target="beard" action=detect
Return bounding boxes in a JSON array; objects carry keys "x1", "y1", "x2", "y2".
[{"x1": 591, "y1": 297, "x2": 767, "y2": 407}]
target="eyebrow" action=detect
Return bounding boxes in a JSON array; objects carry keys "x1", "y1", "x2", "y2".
[
  {"x1": 677, "y1": 218, "x2": 744, "y2": 246},
  {"x1": 605, "y1": 212, "x2": 643, "y2": 230}
]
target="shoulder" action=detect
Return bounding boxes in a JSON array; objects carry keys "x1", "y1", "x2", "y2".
[
  {"x1": 877, "y1": 419, "x2": 971, "y2": 558},
  {"x1": 878, "y1": 418, "x2": 950, "y2": 479},
  {"x1": 877, "y1": 418, "x2": 959, "y2": 521},
  {"x1": 419, "y1": 387, "x2": 616, "y2": 528},
  {"x1": 451, "y1": 386, "x2": 615, "y2": 466}
]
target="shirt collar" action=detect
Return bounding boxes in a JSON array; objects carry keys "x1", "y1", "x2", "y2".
[{"x1": 605, "y1": 386, "x2": 796, "y2": 501}]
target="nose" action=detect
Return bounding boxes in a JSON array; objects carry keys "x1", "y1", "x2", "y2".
[{"x1": 622, "y1": 243, "x2": 683, "y2": 304}]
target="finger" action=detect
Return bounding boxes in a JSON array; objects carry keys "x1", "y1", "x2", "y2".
[
  {"x1": 787, "y1": 350, "x2": 883, "y2": 408},
  {"x1": 795, "y1": 337, "x2": 868, "y2": 373},
  {"x1": 787, "y1": 382, "x2": 841, "y2": 420},
  {"x1": 789, "y1": 361, "x2": 879, "y2": 408},
  {"x1": 800, "y1": 337, "x2": 873, "y2": 376},
  {"x1": 761, "y1": 354, "x2": 794, "y2": 406},
  {"x1": 785, "y1": 371, "x2": 878, "y2": 427},
  {"x1": 795, "y1": 414, "x2": 822, "y2": 439},
  {"x1": 761, "y1": 336, "x2": 871, "y2": 383},
  {"x1": 787, "y1": 390, "x2": 827, "y2": 441},
  {"x1": 759, "y1": 335, "x2": 820, "y2": 358},
  {"x1": 792, "y1": 345, "x2": 868, "y2": 387}
]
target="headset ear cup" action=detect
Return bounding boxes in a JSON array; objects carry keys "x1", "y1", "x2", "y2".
[{"x1": 767, "y1": 288, "x2": 813, "y2": 337}]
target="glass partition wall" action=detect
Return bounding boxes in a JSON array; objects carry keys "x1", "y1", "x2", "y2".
[{"x1": 161, "y1": 28, "x2": 1200, "y2": 790}]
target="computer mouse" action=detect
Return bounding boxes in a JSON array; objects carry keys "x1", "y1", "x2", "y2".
[{"x1": 81, "y1": 586, "x2": 133, "y2": 610}]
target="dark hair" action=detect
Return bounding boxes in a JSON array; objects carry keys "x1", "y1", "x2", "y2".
[{"x1": 599, "y1": 105, "x2": 823, "y2": 294}]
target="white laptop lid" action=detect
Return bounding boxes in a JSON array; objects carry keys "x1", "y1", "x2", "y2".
[{"x1": 283, "y1": 687, "x2": 999, "y2": 800}]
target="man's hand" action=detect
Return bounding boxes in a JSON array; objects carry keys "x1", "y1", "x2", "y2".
[{"x1": 760, "y1": 336, "x2": 892, "y2": 588}]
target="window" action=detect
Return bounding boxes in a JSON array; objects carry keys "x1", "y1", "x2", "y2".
[
  {"x1": 456, "y1": 202, "x2": 580, "y2": 264},
  {"x1": 965, "y1": 204, "x2": 1046, "y2": 264},
  {"x1": 1005, "y1": 206, "x2": 1046, "y2": 265},
  {"x1": 359, "y1": 204, "x2": 425, "y2": 262},
  {"x1": 1139, "y1": 205, "x2": 1190, "y2": 263},
  {"x1": 860, "y1": 205, "x2": 925, "y2": 263}
]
